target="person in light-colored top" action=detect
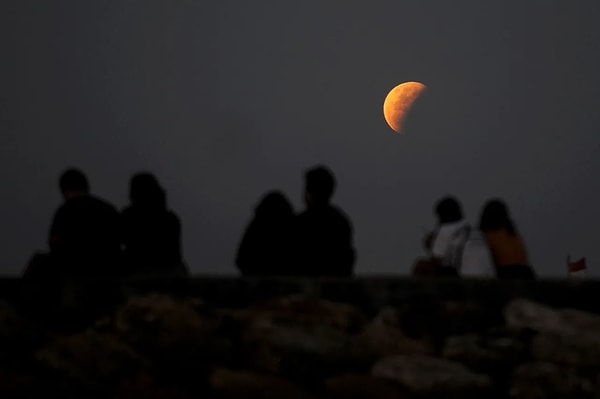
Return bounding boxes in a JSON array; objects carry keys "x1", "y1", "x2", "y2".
[
  {"x1": 479, "y1": 199, "x2": 535, "y2": 279},
  {"x1": 414, "y1": 196, "x2": 495, "y2": 278},
  {"x1": 459, "y1": 229, "x2": 496, "y2": 278}
]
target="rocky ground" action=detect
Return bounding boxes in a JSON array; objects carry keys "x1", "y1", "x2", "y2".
[{"x1": 0, "y1": 278, "x2": 599, "y2": 398}]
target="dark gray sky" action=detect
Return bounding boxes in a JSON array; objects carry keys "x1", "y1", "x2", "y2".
[{"x1": 2, "y1": 1, "x2": 600, "y2": 277}]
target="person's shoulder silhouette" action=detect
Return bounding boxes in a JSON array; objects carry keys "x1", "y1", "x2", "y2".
[
  {"x1": 295, "y1": 165, "x2": 355, "y2": 276},
  {"x1": 48, "y1": 168, "x2": 120, "y2": 277},
  {"x1": 121, "y1": 172, "x2": 186, "y2": 276},
  {"x1": 236, "y1": 190, "x2": 295, "y2": 276}
]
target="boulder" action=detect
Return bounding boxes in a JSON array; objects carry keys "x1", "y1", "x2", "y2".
[
  {"x1": 114, "y1": 294, "x2": 231, "y2": 365},
  {"x1": 531, "y1": 332, "x2": 600, "y2": 370},
  {"x1": 0, "y1": 368, "x2": 51, "y2": 398},
  {"x1": 115, "y1": 372, "x2": 198, "y2": 399},
  {"x1": 442, "y1": 333, "x2": 528, "y2": 372},
  {"x1": 505, "y1": 299, "x2": 600, "y2": 370},
  {"x1": 240, "y1": 314, "x2": 357, "y2": 382},
  {"x1": 510, "y1": 362, "x2": 595, "y2": 399},
  {"x1": 354, "y1": 307, "x2": 434, "y2": 358},
  {"x1": 371, "y1": 355, "x2": 492, "y2": 397},
  {"x1": 398, "y1": 297, "x2": 501, "y2": 341},
  {"x1": 247, "y1": 294, "x2": 368, "y2": 333},
  {"x1": 113, "y1": 294, "x2": 233, "y2": 394},
  {"x1": 504, "y1": 298, "x2": 600, "y2": 337},
  {"x1": 36, "y1": 329, "x2": 148, "y2": 394},
  {"x1": 208, "y1": 367, "x2": 314, "y2": 399},
  {"x1": 324, "y1": 373, "x2": 405, "y2": 399}
]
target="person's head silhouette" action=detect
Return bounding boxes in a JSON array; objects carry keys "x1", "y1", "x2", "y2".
[
  {"x1": 479, "y1": 198, "x2": 516, "y2": 234},
  {"x1": 304, "y1": 165, "x2": 336, "y2": 207},
  {"x1": 59, "y1": 168, "x2": 89, "y2": 200},
  {"x1": 129, "y1": 172, "x2": 166, "y2": 209},
  {"x1": 255, "y1": 191, "x2": 293, "y2": 219},
  {"x1": 434, "y1": 196, "x2": 463, "y2": 224}
]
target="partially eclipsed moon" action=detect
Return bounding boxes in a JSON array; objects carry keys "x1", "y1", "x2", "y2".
[{"x1": 383, "y1": 81, "x2": 426, "y2": 133}]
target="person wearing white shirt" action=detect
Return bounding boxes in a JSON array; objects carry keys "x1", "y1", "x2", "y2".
[{"x1": 413, "y1": 196, "x2": 495, "y2": 278}]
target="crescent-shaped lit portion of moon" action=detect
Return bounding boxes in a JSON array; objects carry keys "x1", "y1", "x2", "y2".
[{"x1": 383, "y1": 81, "x2": 426, "y2": 133}]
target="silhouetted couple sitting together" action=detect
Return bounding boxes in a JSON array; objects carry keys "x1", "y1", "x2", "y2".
[
  {"x1": 24, "y1": 168, "x2": 187, "y2": 279},
  {"x1": 413, "y1": 196, "x2": 535, "y2": 279},
  {"x1": 235, "y1": 165, "x2": 356, "y2": 277}
]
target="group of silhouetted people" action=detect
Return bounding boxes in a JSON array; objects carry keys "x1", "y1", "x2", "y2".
[
  {"x1": 24, "y1": 164, "x2": 536, "y2": 280},
  {"x1": 235, "y1": 165, "x2": 355, "y2": 276},
  {"x1": 24, "y1": 168, "x2": 186, "y2": 279},
  {"x1": 413, "y1": 196, "x2": 535, "y2": 279}
]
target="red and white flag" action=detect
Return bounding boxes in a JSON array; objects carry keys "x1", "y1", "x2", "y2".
[{"x1": 567, "y1": 256, "x2": 586, "y2": 273}]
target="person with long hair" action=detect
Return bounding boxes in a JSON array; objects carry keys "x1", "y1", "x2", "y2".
[
  {"x1": 479, "y1": 199, "x2": 535, "y2": 279},
  {"x1": 121, "y1": 172, "x2": 187, "y2": 276},
  {"x1": 236, "y1": 190, "x2": 295, "y2": 276}
]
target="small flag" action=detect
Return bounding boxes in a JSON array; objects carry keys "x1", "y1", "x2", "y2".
[{"x1": 567, "y1": 256, "x2": 586, "y2": 273}]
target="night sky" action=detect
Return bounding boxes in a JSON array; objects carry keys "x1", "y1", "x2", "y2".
[{"x1": 2, "y1": 1, "x2": 600, "y2": 277}]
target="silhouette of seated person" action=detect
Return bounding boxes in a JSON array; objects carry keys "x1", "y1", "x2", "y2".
[
  {"x1": 294, "y1": 165, "x2": 355, "y2": 276},
  {"x1": 235, "y1": 190, "x2": 295, "y2": 276},
  {"x1": 413, "y1": 196, "x2": 471, "y2": 277},
  {"x1": 25, "y1": 168, "x2": 121, "y2": 279},
  {"x1": 121, "y1": 172, "x2": 187, "y2": 277},
  {"x1": 479, "y1": 199, "x2": 535, "y2": 280}
]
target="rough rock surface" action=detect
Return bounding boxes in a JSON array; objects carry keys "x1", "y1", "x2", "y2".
[
  {"x1": 371, "y1": 354, "x2": 493, "y2": 395},
  {"x1": 1, "y1": 280, "x2": 600, "y2": 398},
  {"x1": 510, "y1": 362, "x2": 595, "y2": 399}
]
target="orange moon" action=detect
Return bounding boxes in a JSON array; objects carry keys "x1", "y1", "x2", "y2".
[{"x1": 383, "y1": 81, "x2": 426, "y2": 133}]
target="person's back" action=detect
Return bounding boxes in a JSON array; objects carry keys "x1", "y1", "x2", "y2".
[
  {"x1": 48, "y1": 169, "x2": 121, "y2": 277},
  {"x1": 459, "y1": 228, "x2": 496, "y2": 278},
  {"x1": 294, "y1": 166, "x2": 355, "y2": 276},
  {"x1": 296, "y1": 204, "x2": 354, "y2": 276},
  {"x1": 483, "y1": 229, "x2": 528, "y2": 266},
  {"x1": 479, "y1": 199, "x2": 535, "y2": 279},
  {"x1": 236, "y1": 191, "x2": 295, "y2": 276},
  {"x1": 121, "y1": 173, "x2": 185, "y2": 276}
]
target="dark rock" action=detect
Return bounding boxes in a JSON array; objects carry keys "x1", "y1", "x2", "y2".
[
  {"x1": 115, "y1": 372, "x2": 199, "y2": 399},
  {"x1": 35, "y1": 329, "x2": 149, "y2": 395},
  {"x1": 114, "y1": 294, "x2": 233, "y2": 393},
  {"x1": 371, "y1": 355, "x2": 493, "y2": 397},
  {"x1": 248, "y1": 294, "x2": 368, "y2": 333},
  {"x1": 393, "y1": 297, "x2": 502, "y2": 353},
  {"x1": 208, "y1": 367, "x2": 315, "y2": 399},
  {"x1": 240, "y1": 312, "x2": 357, "y2": 384},
  {"x1": 442, "y1": 333, "x2": 528, "y2": 372},
  {"x1": 505, "y1": 299, "x2": 600, "y2": 371},
  {"x1": 510, "y1": 362, "x2": 595, "y2": 399},
  {"x1": 324, "y1": 373, "x2": 406, "y2": 399},
  {"x1": 354, "y1": 307, "x2": 435, "y2": 358},
  {"x1": 504, "y1": 298, "x2": 600, "y2": 336},
  {"x1": 531, "y1": 332, "x2": 600, "y2": 371},
  {"x1": 0, "y1": 368, "x2": 52, "y2": 398},
  {"x1": 115, "y1": 294, "x2": 231, "y2": 363}
]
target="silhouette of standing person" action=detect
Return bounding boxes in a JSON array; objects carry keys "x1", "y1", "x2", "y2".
[
  {"x1": 235, "y1": 191, "x2": 295, "y2": 276},
  {"x1": 479, "y1": 199, "x2": 535, "y2": 280},
  {"x1": 28, "y1": 168, "x2": 121, "y2": 278},
  {"x1": 121, "y1": 172, "x2": 187, "y2": 277},
  {"x1": 294, "y1": 165, "x2": 355, "y2": 276}
]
